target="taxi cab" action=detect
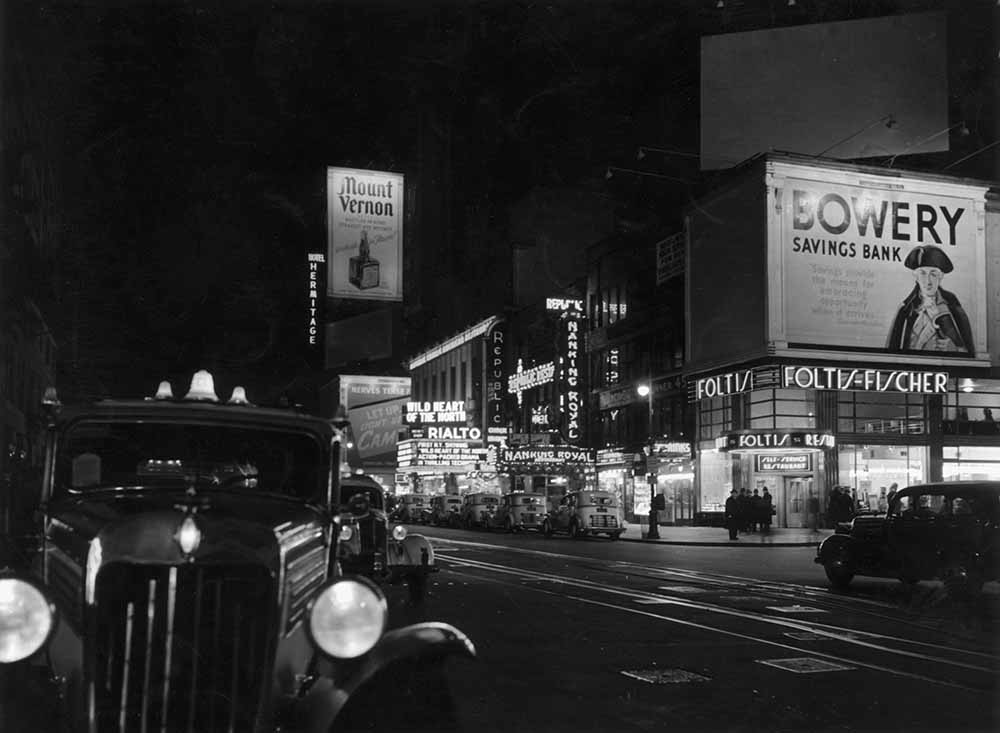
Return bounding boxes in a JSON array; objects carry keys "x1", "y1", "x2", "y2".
[
  {"x1": 429, "y1": 494, "x2": 463, "y2": 526},
  {"x1": 0, "y1": 371, "x2": 474, "y2": 732},
  {"x1": 459, "y1": 492, "x2": 499, "y2": 529},
  {"x1": 490, "y1": 491, "x2": 546, "y2": 532},
  {"x1": 394, "y1": 493, "x2": 429, "y2": 524},
  {"x1": 543, "y1": 490, "x2": 625, "y2": 540}
]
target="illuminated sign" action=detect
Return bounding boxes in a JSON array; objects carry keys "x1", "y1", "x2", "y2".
[
  {"x1": 716, "y1": 430, "x2": 835, "y2": 452},
  {"x1": 486, "y1": 320, "x2": 507, "y2": 430},
  {"x1": 499, "y1": 446, "x2": 595, "y2": 466},
  {"x1": 508, "y1": 359, "x2": 555, "y2": 405},
  {"x1": 546, "y1": 297, "x2": 584, "y2": 312},
  {"x1": 694, "y1": 369, "x2": 754, "y2": 400},
  {"x1": 327, "y1": 167, "x2": 404, "y2": 301},
  {"x1": 656, "y1": 442, "x2": 692, "y2": 456},
  {"x1": 404, "y1": 400, "x2": 467, "y2": 424},
  {"x1": 781, "y1": 366, "x2": 948, "y2": 394},
  {"x1": 531, "y1": 406, "x2": 550, "y2": 426},
  {"x1": 337, "y1": 375, "x2": 411, "y2": 464},
  {"x1": 558, "y1": 314, "x2": 582, "y2": 442},
  {"x1": 306, "y1": 253, "x2": 325, "y2": 347},
  {"x1": 425, "y1": 426, "x2": 481, "y2": 441},
  {"x1": 397, "y1": 439, "x2": 490, "y2": 469},
  {"x1": 755, "y1": 454, "x2": 813, "y2": 472}
]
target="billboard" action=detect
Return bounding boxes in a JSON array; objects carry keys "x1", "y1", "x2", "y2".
[
  {"x1": 700, "y1": 13, "x2": 947, "y2": 170},
  {"x1": 327, "y1": 167, "x2": 403, "y2": 301},
  {"x1": 339, "y1": 375, "x2": 411, "y2": 464},
  {"x1": 772, "y1": 163, "x2": 989, "y2": 362}
]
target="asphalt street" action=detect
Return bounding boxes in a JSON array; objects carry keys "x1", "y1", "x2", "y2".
[{"x1": 388, "y1": 525, "x2": 1000, "y2": 733}]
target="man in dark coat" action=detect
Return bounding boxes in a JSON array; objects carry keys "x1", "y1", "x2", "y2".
[
  {"x1": 760, "y1": 488, "x2": 773, "y2": 533},
  {"x1": 725, "y1": 489, "x2": 739, "y2": 541},
  {"x1": 886, "y1": 245, "x2": 974, "y2": 356}
]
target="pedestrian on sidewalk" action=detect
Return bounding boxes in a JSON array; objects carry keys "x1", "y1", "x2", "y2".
[
  {"x1": 737, "y1": 488, "x2": 749, "y2": 533},
  {"x1": 760, "y1": 488, "x2": 773, "y2": 533},
  {"x1": 750, "y1": 489, "x2": 762, "y2": 532},
  {"x1": 725, "y1": 489, "x2": 740, "y2": 540}
]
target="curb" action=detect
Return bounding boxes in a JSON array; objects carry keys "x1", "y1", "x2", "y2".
[{"x1": 618, "y1": 534, "x2": 825, "y2": 548}]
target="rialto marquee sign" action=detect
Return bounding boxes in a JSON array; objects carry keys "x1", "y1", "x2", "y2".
[{"x1": 690, "y1": 364, "x2": 949, "y2": 401}]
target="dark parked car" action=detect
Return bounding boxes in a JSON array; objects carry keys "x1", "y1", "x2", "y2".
[
  {"x1": 816, "y1": 480, "x2": 1000, "y2": 596},
  {"x1": 0, "y1": 371, "x2": 473, "y2": 732},
  {"x1": 335, "y1": 475, "x2": 436, "y2": 603}
]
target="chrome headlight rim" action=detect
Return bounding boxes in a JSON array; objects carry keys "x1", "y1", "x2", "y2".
[
  {"x1": 0, "y1": 574, "x2": 58, "y2": 664},
  {"x1": 392, "y1": 524, "x2": 407, "y2": 541},
  {"x1": 305, "y1": 575, "x2": 388, "y2": 661}
]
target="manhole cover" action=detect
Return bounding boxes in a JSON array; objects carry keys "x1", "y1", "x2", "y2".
[
  {"x1": 657, "y1": 585, "x2": 704, "y2": 593},
  {"x1": 621, "y1": 668, "x2": 711, "y2": 684},
  {"x1": 756, "y1": 657, "x2": 855, "y2": 674},
  {"x1": 766, "y1": 605, "x2": 828, "y2": 614}
]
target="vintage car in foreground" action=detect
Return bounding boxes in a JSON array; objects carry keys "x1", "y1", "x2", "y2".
[
  {"x1": 336, "y1": 474, "x2": 436, "y2": 603},
  {"x1": 0, "y1": 371, "x2": 474, "y2": 732},
  {"x1": 488, "y1": 492, "x2": 546, "y2": 532},
  {"x1": 816, "y1": 480, "x2": 1000, "y2": 596},
  {"x1": 543, "y1": 490, "x2": 625, "y2": 540}
]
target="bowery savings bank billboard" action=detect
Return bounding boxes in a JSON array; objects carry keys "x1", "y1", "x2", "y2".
[
  {"x1": 770, "y1": 161, "x2": 989, "y2": 363},
  {"x1": 327, "y1": 167, "x2": 404, "y2": 301}
]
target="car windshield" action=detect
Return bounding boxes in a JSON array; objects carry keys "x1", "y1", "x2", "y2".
[
  {"x1": 57, "y1": 419, "x2": 323, "y2": 499},
  {"x1": 339, "y1": 482, "x2": 384, "y2": 510}
]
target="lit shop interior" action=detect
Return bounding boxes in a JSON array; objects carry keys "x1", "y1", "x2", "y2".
[{"x1": 695, "y1": 372, "x2": 1000, "y2": 527}]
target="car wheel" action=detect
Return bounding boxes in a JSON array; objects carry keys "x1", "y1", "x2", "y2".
[
  {"x1": 609, "y1": 532, "x2": 620, "y2": 541},
  {"x1": 569, "y1": 520, "x2": 581, "y2": 540},
  {"x1": 505, "y1": 518, "x2": 514, "y2": 533},
  {"x1": 824, "y1": 560, "x2": 854, "y2": 590},
  {"x1": 542, "y1": 520, "x2": 553, "y2": 538}
]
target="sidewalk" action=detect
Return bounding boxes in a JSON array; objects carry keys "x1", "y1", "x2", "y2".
[{"x1": 619, "y1": 522, "x2": 834, "y2": 547}]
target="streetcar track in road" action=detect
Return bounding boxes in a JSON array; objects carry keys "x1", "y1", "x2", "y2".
[
  {"x1": 436, "y1": 553, "x2": 998, "y2": 677},
  {"x1": 439, "y1": 564, "x2": 991, "y2": 693},
  {"x1": 431, "y1": 538, "x2": 993, "y2": 643}
]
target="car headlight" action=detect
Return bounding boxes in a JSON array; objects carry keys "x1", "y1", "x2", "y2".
[
  {"x1": 0, "y1": 576, "x2": 56, "y2": 663},
  {"x1": 392, "y1": 525, "x2": 407, "y2": 541},
  {"x1": 307, "y1": 577, "x2": 387, "y2": 659},
  {"x1": 338, "y1": 524, "x2": 353, "y2": 542}
]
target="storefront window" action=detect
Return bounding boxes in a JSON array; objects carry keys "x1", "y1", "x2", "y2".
[
  {"x1": 942, "y1": 378, "x2": 1000, "y2": 435},
  {"x1": 698, "y1": 444, "x2": 731, "y2": 511},
  {"x1": 837, "y1": 391, "x2": 925, "y2": 435},
  {"x1": 838, "y1": 444, "x2": 926, "y2": 510},
  {"x1": 942, "y1": 445, "x2": 1000, "y2": 481}
]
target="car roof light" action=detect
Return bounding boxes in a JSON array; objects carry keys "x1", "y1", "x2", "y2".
[
  {"x1": 227, "y1": 386, "x2": 251, "y2": 405},
  {"x1": 184, "y1": 370, "x2": 219, "y2": 402},
  {"x1": 153, "y1": 381, "x2": 174, "y2": 400}
]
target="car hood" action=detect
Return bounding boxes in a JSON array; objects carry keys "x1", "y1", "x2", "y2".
[{"x1": 45, "y1": 489, "x2": 327, "y2": 570}]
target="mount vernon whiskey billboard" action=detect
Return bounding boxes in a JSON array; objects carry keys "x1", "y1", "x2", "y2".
[{"x1": 327, "y1": 167, "x2": 404, "y2": 301}]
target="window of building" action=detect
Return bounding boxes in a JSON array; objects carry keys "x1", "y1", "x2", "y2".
[
  {"x1": 837, "y1": 391, "x2": 925, "y2": 435},
  {"x1": 942, "y1": 378, "x2": 1000, "y2": 436},
  {"x1": 748, "y1": 389, "x2": 815, "y2": 430},
  {"x1": 942, "y1": 445, "x2": 1000, "y2": 481},
  {"x1": 698, "y1": 396, "x2": 731, "y2": 443},
  {"x1": 837, "y1": 444, "x2": 927, "y2": 510}
]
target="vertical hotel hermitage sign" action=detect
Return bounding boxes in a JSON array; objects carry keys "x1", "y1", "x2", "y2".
[
  {"x1": 327, "y1": 167, "x2": 404, "y2": 301},
  {"x1": 768, "y1": 161, "x2": 988, "y2": 364}
]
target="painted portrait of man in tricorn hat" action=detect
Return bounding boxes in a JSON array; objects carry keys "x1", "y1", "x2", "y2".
[{"x1": 886, "y1": 244, "x2": 974, "y2": 355}]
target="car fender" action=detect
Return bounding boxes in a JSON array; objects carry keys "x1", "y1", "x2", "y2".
[
  {"x1": 386, "y1": 533, "x2": 434, "y2": 570},
  {"x1": 296, "y1": 622, "x2": 476, "y2": 733},
  {"x1": 816, "y1": 533, "x2": 853, "y2": 564}
]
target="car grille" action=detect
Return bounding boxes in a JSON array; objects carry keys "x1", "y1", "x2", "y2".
[
  {"x1": 93, "y1": 563, "x2": 275, "y2": 733},
  {"x1": 358, "y1": 514, "x2": 387, "y2": 555},
  {"x1": 589, "y1": 515, "x2": 619, "y2": 528},
  {"x1": 521, "y1": 513, "x2": 540, "y2": 525}
]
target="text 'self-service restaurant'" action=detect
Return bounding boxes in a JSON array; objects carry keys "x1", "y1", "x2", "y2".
[{"x1": 685, "y1": 154, "x2": 1000, "y2": 528}]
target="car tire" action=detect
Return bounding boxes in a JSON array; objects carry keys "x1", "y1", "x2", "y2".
[
  {"x1": 505, "y1": 518, "x2": 514, "y2": 533},
  {"x1": 542, "y1": 520, "x2": 553, "y2": 538},
  {"x1": 569, "y1": 520, "x2": 581, "y2": 540},
  {"x1": 824, "y1": 561, "x2": 854, "y2": 589}
]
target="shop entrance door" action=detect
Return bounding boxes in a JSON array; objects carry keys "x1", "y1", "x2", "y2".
[{"x1": 784, "y1": 476, "x2": 811, "y2": 528}]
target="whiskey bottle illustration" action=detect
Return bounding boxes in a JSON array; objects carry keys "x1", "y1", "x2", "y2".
[{"x1": 348, "y1": 229, "x2": 380, "y2": 290}]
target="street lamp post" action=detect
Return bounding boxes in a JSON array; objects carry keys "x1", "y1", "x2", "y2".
[{"x1": 637, "y1": 383, "x2": 660, "y2": 539}]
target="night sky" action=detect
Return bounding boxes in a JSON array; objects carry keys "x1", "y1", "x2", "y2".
[{"x1": 4, "y1": 0, "x2": 991, "y2": 404}]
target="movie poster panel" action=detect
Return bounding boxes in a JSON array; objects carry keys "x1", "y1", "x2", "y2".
[
  {"x1": 327, "y1": 167, "x2": 404, "y2": 301},
  {"x1": 779, "y1": 175, "x2": 986, "y2": 359}
]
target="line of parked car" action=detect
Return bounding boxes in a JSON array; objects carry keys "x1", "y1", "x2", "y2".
[{"x1": 390, "y1": 489, "x2": 626, "y2": 540}]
